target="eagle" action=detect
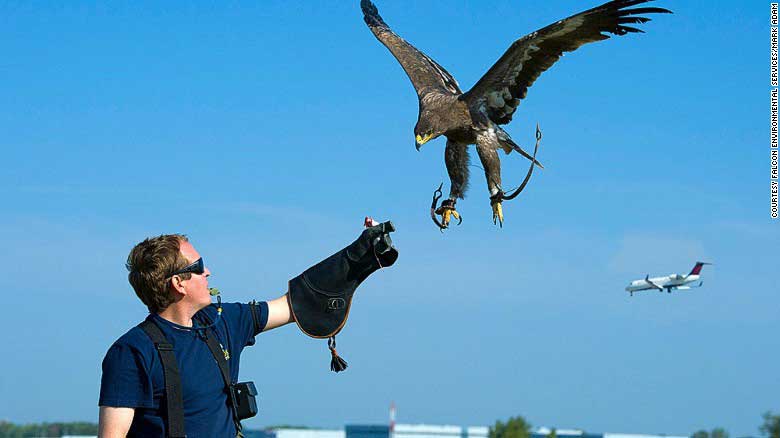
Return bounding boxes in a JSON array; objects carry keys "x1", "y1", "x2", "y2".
[{"x1": 361, "y1": 0, "x2": 670, "y2": 229}]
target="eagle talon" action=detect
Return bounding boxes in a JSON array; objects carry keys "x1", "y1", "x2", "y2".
[
  {"x1": 490, "y1": 192, "x2": 504, "y2": 228},
  {"x1": 435, "y1": 199, "x2": 462, "y2": 229},
  {"x1": 433, "y1": 199, "x2": 462, "y2": 230},
  {"x1": 430, "y1": 184, "x2": 462, "y2": 230}
]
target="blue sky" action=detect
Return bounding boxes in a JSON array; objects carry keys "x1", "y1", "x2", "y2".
[{"x1": 0, "y1": 0, "x2": 774, "y2": 436}]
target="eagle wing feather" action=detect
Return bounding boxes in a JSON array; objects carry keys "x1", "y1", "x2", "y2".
[
  {"x1": 361, "y1": 0, "x2": 462, "y2": 98},
  {"x1": 463, "y1": 0, "x2": 671, "y2": 125}
]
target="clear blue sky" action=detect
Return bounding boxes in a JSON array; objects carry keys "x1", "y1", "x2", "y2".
[{"x1": 0, "y1": 0, "x2": 773, "y2": 436}]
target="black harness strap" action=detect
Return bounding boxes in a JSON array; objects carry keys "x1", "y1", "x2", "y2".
[
  {"x1": 203, "y1": 331, "x2": 232, "y2": 388},
  {"x1": 196, "y1": 313, "x2": 243, "y2": 436},
  {"x1": 249, "y1": 300, "x2": 260, "y2": 335},
  {"x1": 139, "y1": 320, "x2": 186, "y2": 438}
]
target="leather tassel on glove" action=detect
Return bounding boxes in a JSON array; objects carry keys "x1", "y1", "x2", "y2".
[{"x1": 328, "y1": 336, "x2": 348, "y2": 373}]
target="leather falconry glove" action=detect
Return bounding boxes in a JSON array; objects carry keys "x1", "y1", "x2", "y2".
[{"x1": 288, "y1": 220, "x2": 398, "y2": 372}]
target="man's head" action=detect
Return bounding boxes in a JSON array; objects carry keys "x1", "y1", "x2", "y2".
[{"x1": 126, "y1": 234, "x2": 212, "y2": 314}]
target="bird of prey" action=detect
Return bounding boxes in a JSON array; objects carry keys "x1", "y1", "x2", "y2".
[{"x1": 361, "y1": 0, "x2": 670, "y2": 229}]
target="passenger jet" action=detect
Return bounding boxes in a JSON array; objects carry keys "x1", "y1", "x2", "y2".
[{"x1": 625, "y1": 262, "x2": 711, "y2": 296}]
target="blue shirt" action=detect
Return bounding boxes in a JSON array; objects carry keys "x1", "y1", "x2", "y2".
[{"x1": 99, "y1": 302, "x2": 268, "y2": 438}]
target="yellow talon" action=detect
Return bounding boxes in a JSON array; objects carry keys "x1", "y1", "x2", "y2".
[
  {"x1": 442, "y1": 209, "x2": 452, "y2": 227},
  {"x1": 492, "y1": 201, "x2": 504, "y2": 227},
  {"x1": 440, "y1": 208, "x2": 461, "y2": 227},
  {"x1": 436, "y1": 205, "x2": 460, "y2": 228},
  {"x1": 433, "y1": 198, "x2": 461, "y2": 230}
]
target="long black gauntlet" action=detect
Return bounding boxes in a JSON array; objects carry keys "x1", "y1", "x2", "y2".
[{"x1": 288, "y1": 221, "x2": 398, "y2": 371}]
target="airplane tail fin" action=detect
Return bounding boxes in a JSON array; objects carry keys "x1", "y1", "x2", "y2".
[{"x1": 688, "y1": 261, "x2": 711, "y2": 276}]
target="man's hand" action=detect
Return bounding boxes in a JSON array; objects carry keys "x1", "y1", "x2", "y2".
[{"x1": 98, "y1": 406, "x2": 134, "y2": 437}]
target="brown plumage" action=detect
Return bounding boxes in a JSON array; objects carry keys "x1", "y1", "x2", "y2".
[{"x1": 361, "y1": 0, "x2": 671, "y2": 228}]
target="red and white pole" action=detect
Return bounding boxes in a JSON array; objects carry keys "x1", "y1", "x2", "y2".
[{"x1": 389, "y1": 401, "x2": 396, "y2": 438}]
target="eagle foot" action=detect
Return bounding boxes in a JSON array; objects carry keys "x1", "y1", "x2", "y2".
[
  {"x1": 430, "y1": 184, "x2": 462, "y2": 231},
  {"x1": 435, "y1": 199, "x2": 462, "y2": 230},
  {"x1": 490, "y1": 191, "x2": 504, "y2": 228}
]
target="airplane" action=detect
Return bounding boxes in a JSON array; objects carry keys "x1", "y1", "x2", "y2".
[{"x1": 625, "y1": 261, "x2": 711, "y2": 296}]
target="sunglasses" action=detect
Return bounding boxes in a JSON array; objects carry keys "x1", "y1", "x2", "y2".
[{"x1": 170, "y1": 257, "x2": 205, "y2": 277}]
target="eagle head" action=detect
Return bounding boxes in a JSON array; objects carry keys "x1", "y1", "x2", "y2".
[{"x1": 414, "y1": 116, "x2": 440, "y2": 151}]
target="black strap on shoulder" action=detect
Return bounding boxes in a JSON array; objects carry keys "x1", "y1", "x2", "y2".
[
  {"x1": 196, "y1": 313, "x2": 243, "y2": 434},
  {"x1": 203, "y1": 330, "x2": 232, "y2": 390},
  {"x1": 139, "y1": 320, "x2": 186, "y2": 438},
  {"x1": 249, "y1": 300, "x2": 260, "y2": 335}
]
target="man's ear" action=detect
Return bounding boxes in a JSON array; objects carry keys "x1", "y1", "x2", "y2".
[{"x1": 170, "y1": 275, "x2": 187, "y2": 296}]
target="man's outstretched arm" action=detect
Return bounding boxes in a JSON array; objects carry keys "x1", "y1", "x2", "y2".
[
  {"x1": 98, "y1": 406, "x2": 134, "y2": 438},
  {"x1": 263, "y1": 293, "x2": 294, "y2": 332}
]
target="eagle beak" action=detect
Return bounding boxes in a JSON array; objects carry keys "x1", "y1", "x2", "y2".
[{"x1": 415, "y1": 133, "x2": 433, "y2": 150}]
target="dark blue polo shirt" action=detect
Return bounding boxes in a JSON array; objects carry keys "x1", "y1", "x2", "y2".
[{"x1": 99, "y1": 302, "x2": 268, "y2": 438}]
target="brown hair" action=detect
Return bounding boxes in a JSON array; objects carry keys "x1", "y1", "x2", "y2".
[{"x1": 126, "y1": 234, "x2": 192, "y2": 313}]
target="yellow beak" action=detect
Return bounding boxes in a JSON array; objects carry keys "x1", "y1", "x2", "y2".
[{"x1": 415, "y1": 133, "x2": 433, "y2": 150}]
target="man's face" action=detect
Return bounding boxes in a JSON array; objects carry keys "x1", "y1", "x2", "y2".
[{"x1": 177, "y1": 241, "x2": 212, "y2": 309}]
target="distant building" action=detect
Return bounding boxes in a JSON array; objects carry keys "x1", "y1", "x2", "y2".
[
  {"x1": 602, "y1": 433, "x2": 689, "y2": 438},
  {"x1": 245, "y1": 428, "x2": 346, "y2": 438},
  {"x1": 277, "y1": 428, "x2": 346, "y2": 438},
  {"x1": 249, "y1": 423, "x2": 689, "y2": 438},
  {"x1": 528, "y1": 429, "x2": 688, "y2": 438},
  {"x1": 345, "y1": 423, "x2": 488, "y2": 438},
  {"x1": 345, "y1": 424, "x2": 389, "y2": 438},
  {"x1": 531, "y1": 428, "x2": 610, "y2": 438}
]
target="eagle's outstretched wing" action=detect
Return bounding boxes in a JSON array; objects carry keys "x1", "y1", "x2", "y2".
[
  {"x1": 361, "y1": 0, "x2": 462, "y2": 98},
  {"x1": 463, "y1": 0, "x2": 671, "y2": 125}
]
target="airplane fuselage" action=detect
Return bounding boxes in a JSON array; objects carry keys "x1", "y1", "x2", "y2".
[
  {"x1": 625, "y1": 274, "x2": 700, "y2": 292},
  {"x1": 625, "y1": 262, "x2": 709, "y2": 295}
]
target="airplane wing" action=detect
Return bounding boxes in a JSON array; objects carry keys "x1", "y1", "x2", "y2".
[
  {"x1": 644, "y1": 275, "x2": 664, "y2": 291},
  {"x1": 673, "y1": 281, "x2": 704, "y2": 291}
]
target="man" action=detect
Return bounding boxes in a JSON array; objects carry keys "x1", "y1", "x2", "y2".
[
  {"x1": 99, "y1": 221, "x2": 397, "y2": 437},
  {"x1": 98, "y1": 233, "x2": 290, "y2": 437}
]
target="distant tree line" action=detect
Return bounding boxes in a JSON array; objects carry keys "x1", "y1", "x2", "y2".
[
  {"x1": 489, "y1": 410, "x2": 780, "y2": 438},
  {"x1": 691, "y1": 411, "x2": 780, "y2": 438},
  {"x1": 761, "y1": 412, "x2": 780, "y2": 438},
  {"x1": 1, "y1": 409, "x2": 777, "y2": 438},
  {"x1": 691, "y1": 427, "x2": 729, "y2": 438},
  {"x1": 489, "y1": 415, "x2": 532, "y2": 438},
  {"x1": 0, "y1": 421, "x2": 98, "y2": 437}
]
